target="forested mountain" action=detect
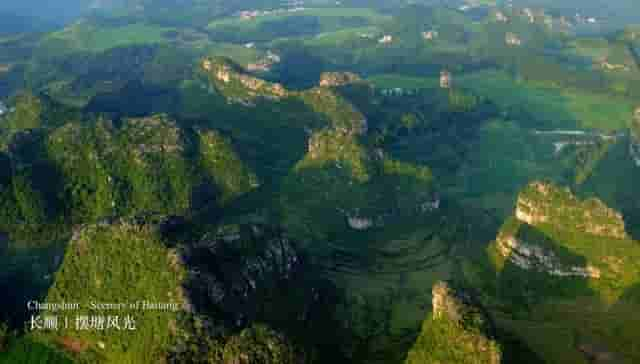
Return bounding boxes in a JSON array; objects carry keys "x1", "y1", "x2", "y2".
[{"x1": 0, "y1": 1, "x2": 639, "y2": 363}]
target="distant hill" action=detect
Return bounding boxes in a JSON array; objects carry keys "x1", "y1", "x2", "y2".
[{"x1": 0, "y1": 12, "x2": 59, "y2": 35}]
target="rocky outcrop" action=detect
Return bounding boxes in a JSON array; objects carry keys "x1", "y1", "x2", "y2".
[
  {"x1": 515, "y1": 182, "x2": 628, "y2": 239},
  {"x1": 404, "y1": 281, "x2": 501, "y2": 364},
  {"x1": 301, "y1": 88, "x2": 368, "y2": 135},
  {"x1": 182, "y1": 223, "x2": 323, "y2": 328},
  {"x1": 203, "y1": 57, "x2": 288, "y2": 100},
  {"x1": 432, "y1": 281, "x2": 493, "y2": 332},
  {"x1": 319, "y1": 72, "x2": 361, "y2": 87},
  {"x1": 303, "y1": 128, "x2": 371, "y2": 182},
  {"x1": 496, "y1": 234, "x2": 601, "y2": 278}
]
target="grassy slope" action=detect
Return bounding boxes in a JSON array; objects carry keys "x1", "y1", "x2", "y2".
[{"x1": 43, "y1": 22, "x2": 173, "y2": 53}]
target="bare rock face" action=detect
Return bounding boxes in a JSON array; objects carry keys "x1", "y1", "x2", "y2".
[
  {"x1": 515, "y1": 182, "x2": 628, "y2": 240},
  {"x1": 496, "y1": 234, "x2": 601, "y2": 278},
  {"x1": 319, "y1": 72, "x2": 361, "y2": 87}
]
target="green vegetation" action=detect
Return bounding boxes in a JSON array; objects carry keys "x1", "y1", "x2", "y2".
[
  {"x1": 298, "y1": 88, "x2": 367, "y2": 132},
  {"x1": 405, "y1": 314, "x2": 501, "y2": 364},
  {"x1": 42, "y1": 22, "x2": 174, "y2": 53},
  {"x1": 0, "y1": 108, "x2": 259, "y2": 239},
  {"x1": 405, "y1": 282, "x2": 501, "y2": 364},
  {"x1": 197, "y1": 129, "x2": 259, "y2": 204},
  {"x1": 0, "y1": 337, "x2": 72, "y2": 364},
  {"x1": 208, "y1": 8, "x2": 389, "y2": 30},
  {"x1": 5, "y1": 92, "x2": 42, "y2": 131},
  {"x1": 39, "y1": 219, "x2": 188, "y2": 364},
  {"x1": 465, "y1": 182, "x2": 640, "y2": 364},
  {"x1": 206, "y1": 7, "x2": 390, "y2": 44},
  {"x1": 367, "y1": 75, "x2": 439, "y2": 90},
  {"x1": 222, "y1": 324, "x2": 298, "y2": 364},
  {"x1": 44, "y1": 115, "x2": 257, "y2": 220},
  {"x1": 458, "y1": 71, "x2": 634, "y2": 131},
  {"x1": 3, "y1": 2, "x2": 640, "y2": 364}
]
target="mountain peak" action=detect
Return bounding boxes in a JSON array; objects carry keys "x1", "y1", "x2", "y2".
[{"x1": 515, "y1": 181, "x2": 628, "y2": 239}]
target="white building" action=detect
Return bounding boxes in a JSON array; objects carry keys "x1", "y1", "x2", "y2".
[
  {"x1": 505, "y1": 32, "x2": 522, "y2": 46},
  {"x1": 422, "y1": 30, "x2": 439, "y2": 41},
  {"x1": 379, "y1": 35, "x2": 393, "y2": 44},
  {"x1": 440, "y1": 70, "x2": 452, "y2": 89},
  {"x1": 0, "y1": 101, "x2": 7, "y2": 116},
  {"x1": 495, "y1": 11, "x2": 509, "y2": 22}
]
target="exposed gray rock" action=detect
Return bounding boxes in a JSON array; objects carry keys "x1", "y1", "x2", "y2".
[{"x1": 496, "y1": 234, "x2": 601, "y2": 278}]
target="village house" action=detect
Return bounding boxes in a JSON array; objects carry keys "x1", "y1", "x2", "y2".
[
  {"x1": 247, "y1": 61, "x2": 272, "y2": 72},
  {"x1": 379, "y1": 35, "x2": 393, "y2": 44},
  {"x1": 422, "y1": 30, "x2": 438, "y2": 41},
  {"x1": 522, "y1": 8, "x2": 535, "y2": 23},
  {"x1": 440, "y1": 70, "x2": 452, "y2": 89},
  {"x1": 495, "y1": 11, "x2": 509, "y2": 22},
  {"x1": 505, "y1": 32, "x2": 522, "y2": 46},
  {"x1": 202, "y1": 59, "x2": 213, "y2": 71}
]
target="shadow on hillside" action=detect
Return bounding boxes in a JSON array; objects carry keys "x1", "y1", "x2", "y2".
[
  {"x1": 620, "y1": 282, "x2": 640, "y2": 303},
  {"x1": 177, "y1": 223, "x2": 349, "y2": 363},
  {"x1": 0, "y1": 241, "x2": 65, "y2": 329},
  {"x1": 495, "y1": 223, "x2": 596, "y2": 308},
  {"x1": 577, "y1": 139, "x2": 640, "y2": 241}
]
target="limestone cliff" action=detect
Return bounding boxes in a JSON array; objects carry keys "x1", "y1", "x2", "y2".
[
  {"x1": 318, "y1": 72, "x2": 362, "y2": 87},
  {"x1": 492, "y1": 182, "x2": 640, "y2": 288},
  {"x1": 496, "y1": 232, "x2": 601, "y2": 278},
  {"x1": 202, "y1": 57, "x2": 288, "y2": 102}
]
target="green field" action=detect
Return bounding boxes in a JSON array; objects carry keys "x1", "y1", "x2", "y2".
[
  {"x1": 304, "y1": 26, "x2": 380, "y2": 46},
  {"x1": 367, "y1": 70, "x2": 634, "y2": 131},
  {"x1": 458, "y1": 70, "x2": 635, "y2": 131},
  {"x1": 367, "y1": 74, "x2": 440, "y2": 90},
  {"x1": 43, "y1": 22, "x2": 174, "y2": 52},
  {"x1": 207, "y1": 8, "x2": 390, "y2": 30},
  {"x1": 204, "y1": 42, "x2": 263, "y2": 65}
]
